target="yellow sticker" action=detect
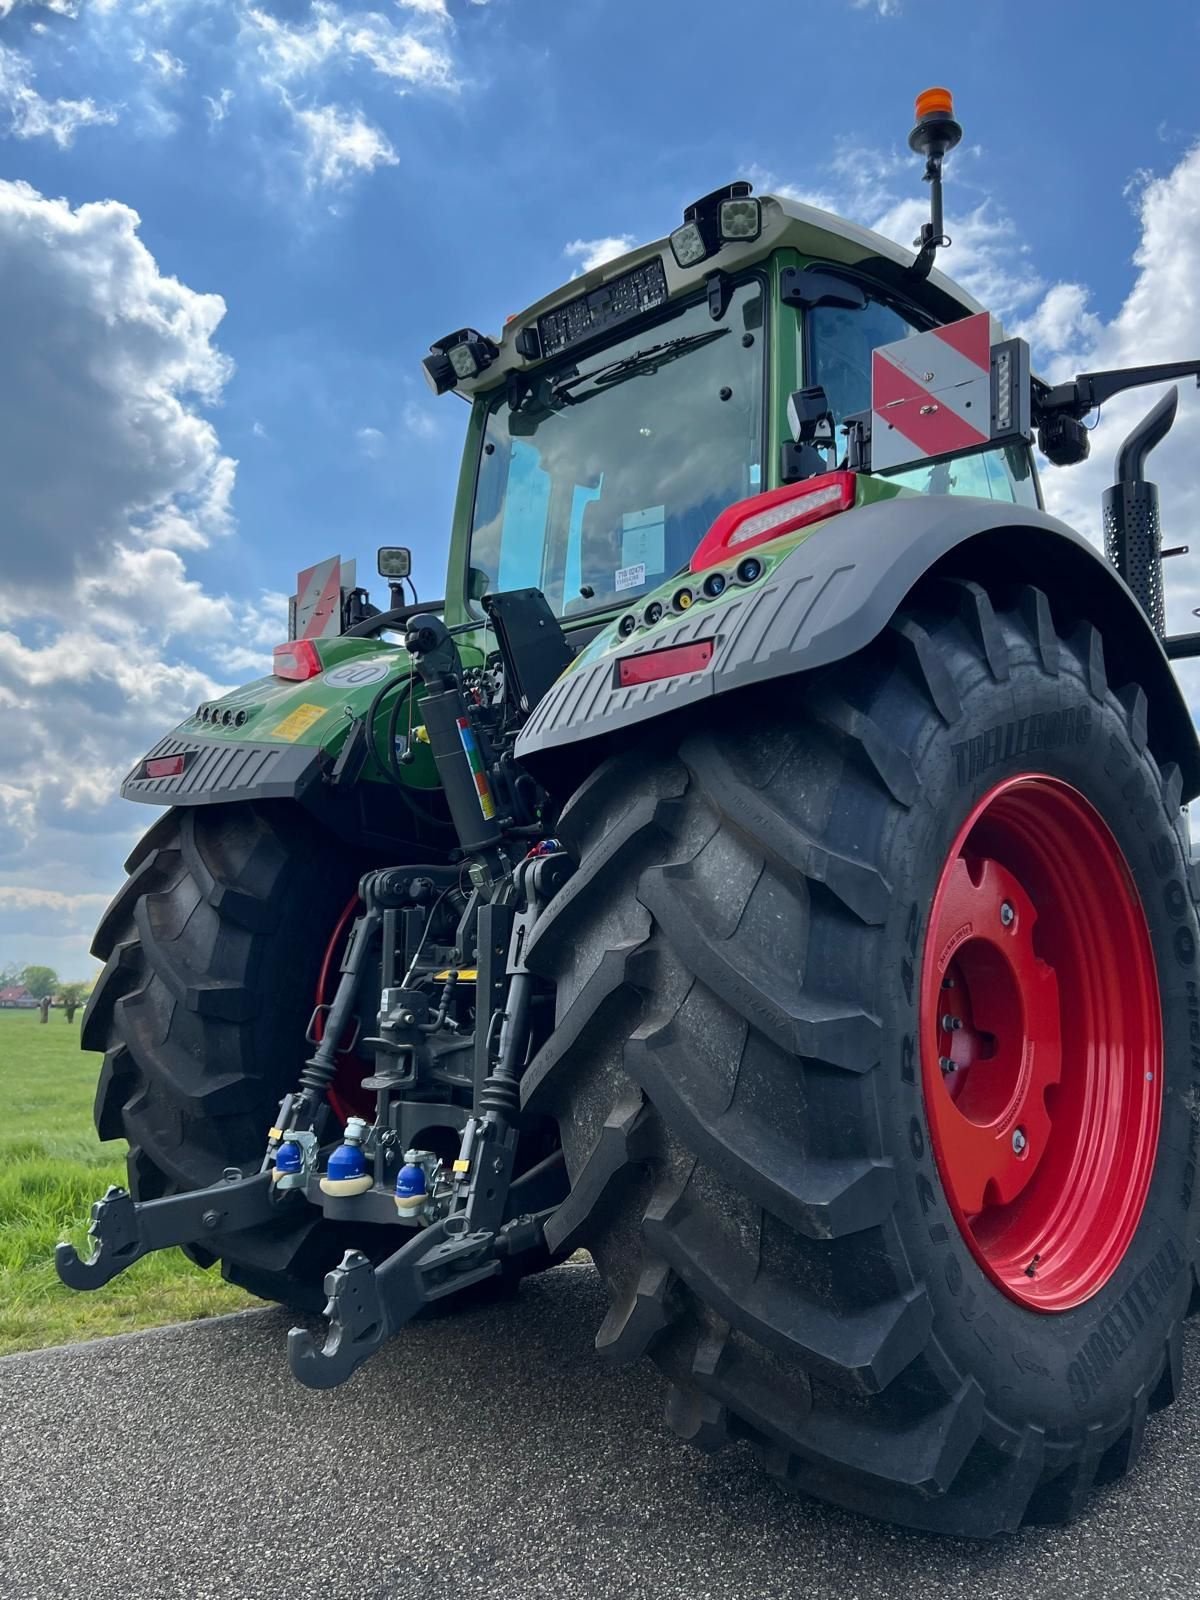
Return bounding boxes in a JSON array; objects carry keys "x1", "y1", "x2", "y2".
[{"x1": 270, "y1": 703, "x2": 327, "y2": 742}]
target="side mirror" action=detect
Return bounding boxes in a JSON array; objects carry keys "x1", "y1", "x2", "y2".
[
  {"x1": 781, "y1": 386, "x2": 837, "y2": 483},
  {"x1": 377, "y1": 546, "x2": 412, "y2": 580},
  {"x1": 787, "y1": 385, "x2": 834, "y2": 443}
]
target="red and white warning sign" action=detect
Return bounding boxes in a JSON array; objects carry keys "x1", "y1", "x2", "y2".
[
  {"x1": 870, "y1": 311, "x2": 994, "y2": 472},
  {"x1": 291, "y1": 555, "x2": 344, "y2": 639}
]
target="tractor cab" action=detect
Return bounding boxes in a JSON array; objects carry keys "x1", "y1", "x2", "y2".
[{"x1": 427, "y1": 154, "x2": 1038, "y2": 631}]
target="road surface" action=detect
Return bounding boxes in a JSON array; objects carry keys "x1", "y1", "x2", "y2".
[{"x1": 3, "y1": 1262, "x2": 1198, "y2": 1599}]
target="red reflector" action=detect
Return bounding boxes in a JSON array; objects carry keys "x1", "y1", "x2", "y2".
[
  {"x1": 616, "y1": 640, "x2": 714, "y2": 688},
  {"x1": 273, "y1": 640, "x2": 322, "y2": 681},
  {"x1": 144, "y1": 754, "x2": 186, "y2": 779},
  {"x1": 690, "y1": 471, "x2": 857, "y2": 573}
]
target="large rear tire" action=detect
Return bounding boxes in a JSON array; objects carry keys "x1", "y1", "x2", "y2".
[
  {"x1": 524, "y1": 577, "x2": 1200, "y2": 1535},
  {"x1": 83, "y1": 802, "x2": 369, "y2": 1309}
]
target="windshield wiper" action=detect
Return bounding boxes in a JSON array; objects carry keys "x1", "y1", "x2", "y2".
[{"x1": 552, "y1": 328, "x2": 729, "y2": 401}]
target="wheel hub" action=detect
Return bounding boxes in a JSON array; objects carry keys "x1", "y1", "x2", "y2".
[{"x1": 920, "y1": 775, "x2": 1161, "y2": 1311}]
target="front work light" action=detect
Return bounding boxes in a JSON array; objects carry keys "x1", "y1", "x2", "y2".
[
  {"x1": 422, "y1": 328, "x2": 498, "y2": 394},
  {"x1": 669, "y1": 221, "x2": 708, "y2": 268},
  {"x1": 719, "y1": 197, "x2": 761, "y2": 241}
]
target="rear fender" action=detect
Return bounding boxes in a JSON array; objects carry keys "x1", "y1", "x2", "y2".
[{"x1": 515, "y1": 497, "x2": 1200, "y2": 800}]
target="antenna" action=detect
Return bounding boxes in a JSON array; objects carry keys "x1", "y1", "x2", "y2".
[{"x1": 908, "y1": 87, "x2": 962, "y2": 280}]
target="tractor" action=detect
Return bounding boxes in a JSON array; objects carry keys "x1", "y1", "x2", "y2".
[{"x1": 59, "y1": 89, "x2": 1200, "y2": 1535}]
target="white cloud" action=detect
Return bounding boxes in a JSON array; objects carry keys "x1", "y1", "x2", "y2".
[
  {"x1": 564, "y1": 235, "x2": 637, "y2": 275},
  {"x1": 204, "y1": 85, "x2": 233, "y2": 124},
  {"x1": 356, "y1": 423, "x2": 387, "y2": 458},
  {"x1": 294, "y1": 100, "x2": 398, "y2": 187},
  {"x1": 0, "y1": 178, "x2": 256, "y2": 973},
  {"x1": 0, "y1": 41, "x2": 116, "y2": 146},
  {"x1": 401, "y1": 400, "x2": 437, "y2": 440},
  {"x1": 848, "y1": 0, "x2": 901, "y2": 12},
  {"x1": 148, "y1": 47, "x2": 186, "y2": 81},
  {"x1": 245, "y1": 2, "x2": 456, "y2": 91},
  {"x1": 0, "y1": 178, "x2": 235, "y2": 598}
]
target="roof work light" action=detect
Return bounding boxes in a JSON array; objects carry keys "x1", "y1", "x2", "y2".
[
  {"x1": 422, "y1": 328, "x2": 499, "y2": 394},
  {"x1": 669, "y1": 181, "x2": 761, "y2": 269}
]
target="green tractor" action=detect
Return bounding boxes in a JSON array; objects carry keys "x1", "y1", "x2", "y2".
[{"x1": 61, "y1": 90, "x2": 1200, "y2": 1535}]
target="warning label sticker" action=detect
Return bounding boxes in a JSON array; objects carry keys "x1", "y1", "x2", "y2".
[
  {"x1": 269, "y1": 703, "x2": 327, "y2": 742},
  {"x1": 615, "y1": 563, "x2": 646, "y2": 592}
]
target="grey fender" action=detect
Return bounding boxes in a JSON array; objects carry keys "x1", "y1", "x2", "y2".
[{"x1": 516, "y1": 495, "x2": 1200, "y2": 800}]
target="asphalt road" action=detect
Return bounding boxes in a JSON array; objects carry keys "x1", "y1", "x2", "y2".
[{"x1": 4, "y1": 1263, "x2": 1200, "y2": 1600}]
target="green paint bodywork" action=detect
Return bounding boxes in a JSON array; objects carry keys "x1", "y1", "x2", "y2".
[{"x1": 169, "y1": 207, "x2": 1027, "y2": 800}]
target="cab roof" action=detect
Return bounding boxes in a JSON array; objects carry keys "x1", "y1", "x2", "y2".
[{"x1": 455, "y1": 191, "x2": 987, "y2": 395}]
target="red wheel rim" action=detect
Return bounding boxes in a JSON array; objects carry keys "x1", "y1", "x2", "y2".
[
  {"x1": 920, "y1": 775, "x2": 1162, "y2": 1311},
  {"x1": 316, "y1": 894, "x2": 373, "y2": 1126}
]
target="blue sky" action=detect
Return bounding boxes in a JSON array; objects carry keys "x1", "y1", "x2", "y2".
[{"x1": 2, "y1": 0, "x2": 1200, "y2": 977}]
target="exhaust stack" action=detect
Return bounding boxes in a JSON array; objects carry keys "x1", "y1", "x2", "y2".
[{"x1": 1102, "y1": 386, "x2": 1179, "y2": 638}]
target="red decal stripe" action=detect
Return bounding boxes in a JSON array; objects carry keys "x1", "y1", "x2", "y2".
[
  {"x1": 933, "y1": 310, "x2": 991, "y2": 371},
  {"x1": 872, "y1": 351, "x2": 990, "y2": 457}
]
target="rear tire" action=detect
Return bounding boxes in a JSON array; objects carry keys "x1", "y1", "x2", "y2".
[
  {"x1": 525, "y1": 577, "x2": 1200, "y2": 1535},
  {"x1": 83, "y1": 802, "x2": 368, "y2": 1310}
]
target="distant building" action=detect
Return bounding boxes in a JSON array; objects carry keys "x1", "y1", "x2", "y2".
[{"x1": 0, "y1": 985, "x2": 36, "y2": 1008}]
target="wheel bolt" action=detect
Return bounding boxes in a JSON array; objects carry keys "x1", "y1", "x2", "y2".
[
  {"x1": 941, "y1": 1015, "x2": 962, "y2": 1031},
  {"x1": 1012, "y1": 1126, "x2": 1027, "y2": 1155},
  {"x1": 1000, "y1": 901, "x2": 1015, "y2": 927},
  {"x1": 939, "y1": 1056, "x2": 956, "y2": 1075}
]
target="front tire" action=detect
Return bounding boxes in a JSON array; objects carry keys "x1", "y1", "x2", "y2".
[
  {"x1": 525, "y1": 577, "x2": 1200, "y2": 1535},
  {"x1": 83, "y1": 802, "x2": 366, "y2": 1309}
]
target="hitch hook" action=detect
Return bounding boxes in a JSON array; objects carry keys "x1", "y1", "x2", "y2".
[
  {"x1": 287, "y1": 1251, "x2": 387, "y2": 1391},
  {"x1": 55, "y1": 1186, "x2": 145, "y2": 1290}
]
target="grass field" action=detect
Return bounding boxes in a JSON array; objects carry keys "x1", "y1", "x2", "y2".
[{"x1": 0, "y1": 1009, "x2": 258, "y2": 1354}]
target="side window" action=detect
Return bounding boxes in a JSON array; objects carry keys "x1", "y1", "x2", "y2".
[{"x1": 808, "y1": 297, "x2": 1039, "y2": 508}]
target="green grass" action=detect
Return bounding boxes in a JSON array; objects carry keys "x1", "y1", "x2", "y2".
[{"x1": 0, "y1": 1009, "x2": 258, "y2": 1354}]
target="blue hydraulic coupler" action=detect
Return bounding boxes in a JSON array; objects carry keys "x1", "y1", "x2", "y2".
[
  {"x1": 273, "y1": 1141, "x2": 304, "y2": 1178},
  {"x1": 395, "y1": 1153, "x2": 428, "y2": 1218},
  {"x1": 319, "y1": 1116, "x2": 374, "y2": 1197}
]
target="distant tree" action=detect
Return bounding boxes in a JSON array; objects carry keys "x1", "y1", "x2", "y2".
[
  {"x1": 0, "y1": 961, "x2": 23, "y2": 987},
  {"x1": 20, "y1": 965, "x2": 60, "y2": 1001},
  {"x1": 59, "y1": 981, "x2": 87, "y2": 1023}
]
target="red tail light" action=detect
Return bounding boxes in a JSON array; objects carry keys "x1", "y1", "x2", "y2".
[
  {"x1": 690, "y1": 471, "x2": 857, "y2": 573},
  {"x1": 143, "y1": 754, "x2": 186, "y2": 779},
  {"x1": 616, "y1": 639, "x2": 714, "y2": 687},
  {"x1": 273, "y1": 640, "x2": 322, "y2": 681}
]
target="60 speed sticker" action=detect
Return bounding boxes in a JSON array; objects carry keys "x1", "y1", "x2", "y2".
[{"x1": 322, "y1": 659, "x2": 395, "y2": 688}]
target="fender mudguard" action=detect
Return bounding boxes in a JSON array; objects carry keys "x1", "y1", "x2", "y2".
[{"x1": 515, "y1": 496, "x2": 1200, "y2": 800}]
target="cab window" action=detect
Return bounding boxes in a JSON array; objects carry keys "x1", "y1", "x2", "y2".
[{"x1": 808, "y1": 296, "x2": 1039, "y2": 508}]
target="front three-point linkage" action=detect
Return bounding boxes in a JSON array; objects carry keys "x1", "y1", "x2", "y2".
[
  {"x1": 288, "y1": 816, "x2": 569, "y2": 1388},
  {"x1": 286, "y1": 610, "x2": 570, "y2": 1389}
]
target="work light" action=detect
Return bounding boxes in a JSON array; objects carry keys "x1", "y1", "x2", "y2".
[
  {"x1": 669, "y1": 221, "x2": 708, "y2": 268},
  {"x1": 719, "y1": 197, "x2": 761, "y2": 241},
  {"x1": 422, "y1": 328, "x2": 498, "y2": 394}
]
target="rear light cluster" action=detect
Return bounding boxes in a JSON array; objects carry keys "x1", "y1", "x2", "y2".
[
  {"x1": 272, "y1": 640, "x2": 322, "y2": 681},
  {"x1": 615, "y1": 472, "x2": 856, "y2": 642},
  {"x1": 689, "y1": 471, "x2": 856, "y2": 573}
]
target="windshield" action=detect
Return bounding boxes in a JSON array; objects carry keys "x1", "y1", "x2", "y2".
[{"x1": 468, "y1": 278, "x2": 765, "y2": 616}]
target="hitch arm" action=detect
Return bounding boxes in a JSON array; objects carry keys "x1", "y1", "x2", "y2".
[
  {"x1": 55, "y1": 1171, "x2": 278, "y2": 1290},
  {"x1": 287, "y1": 1220, "x2": 500, "y2": 1390}
]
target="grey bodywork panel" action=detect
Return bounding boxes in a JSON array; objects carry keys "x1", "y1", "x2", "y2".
[
  {"x1": 121, "y1": 733, "x2": 324, "y2": 807},
  {"x1": 515, "y1": 496, "x2": 1200, "y2": 799}
]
